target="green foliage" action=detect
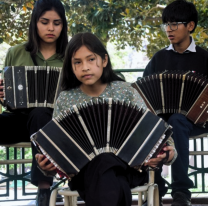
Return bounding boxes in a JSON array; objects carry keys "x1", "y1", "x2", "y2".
[
  {"x1": 0, "y1": 0, "x2": 208, "y2": 58},
  {"x1": 0, "y1": 147, "x2": 32, "y2": 170},
  {"x1": 0, "y1": 0, "x2": 34, "y2": 45}
]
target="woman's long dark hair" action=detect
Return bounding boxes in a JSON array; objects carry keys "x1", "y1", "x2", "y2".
[
  {"x1": 25, "y1": 0, "x2": 68, "y2": 58},
  {"x1": 61, "y1": 32, "x2": 124, "y2": 91}
]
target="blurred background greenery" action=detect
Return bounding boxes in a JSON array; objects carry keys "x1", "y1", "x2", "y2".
[{"x1": 1, "y1": 0, "x2": 208, "y2": 60}]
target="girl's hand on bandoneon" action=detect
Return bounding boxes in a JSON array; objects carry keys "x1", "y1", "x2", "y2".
[{"x1": 35, "y1": 153, "x2": 56, "y2": 171}]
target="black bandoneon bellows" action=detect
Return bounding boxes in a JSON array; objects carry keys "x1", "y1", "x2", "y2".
[
  {"x1": 3, "y1": 66, "x2": 62, "y2": 109},
  {"x1": 31, "y1": 98, "x2": 172, "y2": 179},
  {"x1": 132, "y1": 71, "x2": 208, "y2": 125}
]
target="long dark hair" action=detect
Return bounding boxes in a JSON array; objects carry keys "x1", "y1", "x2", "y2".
[
  {"x1": 162, "y1": 0, "x2": 198, "y2": 33},
  {"x1": 61, "y1": 32, "x2": 124, "y2": 91},
  {"x1": 25, "y1": 0, "x2": 68, "y2": 58}
]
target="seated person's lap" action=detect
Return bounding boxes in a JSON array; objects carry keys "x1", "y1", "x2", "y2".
[{"x1": 0, "y1": 111, "x2": 29, "y2": 143}]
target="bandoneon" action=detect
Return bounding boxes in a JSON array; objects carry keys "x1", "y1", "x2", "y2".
[
  {"x1": 31, "y1": 98, "x2": 172, "y2": 179},
  {"x1": 3, "y1": 66, "x2": 62, "y2": 109},
  {"x1": 132, "y1": 71, "x2": 208, "y2": 125}
]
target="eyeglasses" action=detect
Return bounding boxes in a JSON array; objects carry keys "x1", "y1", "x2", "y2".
[{"x1": 160, "y1": 22, "x2": 187, "y2": 31}]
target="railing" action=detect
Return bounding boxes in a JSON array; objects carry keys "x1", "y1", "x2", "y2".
[
  {"x1": 0, "y1": 143, "x2": 36, "y2": 201},
  {"x1": 0, "y1": 68, "x2": 208, "y2": 202},
  {"x1": 163, "y1": 134, "x2": 208, "y2": 194},
  {"x1": 188, "y1": 135, "x2": 208, "y2": 193}
]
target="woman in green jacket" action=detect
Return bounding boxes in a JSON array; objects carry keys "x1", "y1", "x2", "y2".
[{"x1": 0, "y1": 0, "x2": 68, "y2": 205}]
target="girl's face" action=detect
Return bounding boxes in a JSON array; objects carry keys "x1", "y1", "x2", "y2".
[
  {"x1": 37, "y1": 10, "x2": 63, "y2": 45},
  {"x1": 72, "y1": 45, "x2": 108, "y2": 87}
]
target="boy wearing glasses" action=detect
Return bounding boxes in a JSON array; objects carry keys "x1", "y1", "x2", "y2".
[{"x1": 143, "y1": 0, "x2": 208, "y2": 206}]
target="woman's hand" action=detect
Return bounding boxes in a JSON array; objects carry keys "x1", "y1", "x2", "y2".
[
  {"x1": 0, "y1": 79, "x2": 4, "y2": 99},
  {"x1": 144, "y1": 145, "x2": 175, "y2": 168},
  {"x1": 35, "y1": 154, "x2": 56, "y2": 172}
]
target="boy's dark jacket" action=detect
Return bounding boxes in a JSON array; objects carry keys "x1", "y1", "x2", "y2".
[{"x1": 144, "y1": 46, "x2": 208, "y2": 77}]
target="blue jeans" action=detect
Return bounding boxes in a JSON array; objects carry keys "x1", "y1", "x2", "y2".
[{"x1": 155, "y1": 114, "x2": 208, "y2": 199}]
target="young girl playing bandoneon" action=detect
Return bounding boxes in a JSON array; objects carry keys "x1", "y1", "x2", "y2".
[{"x1": 36, "y1": 32, "x2": 177, "y2": 206}]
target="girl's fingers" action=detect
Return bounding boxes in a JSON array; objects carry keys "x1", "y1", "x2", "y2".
[
  {"x1": 157, "y1": 152, "x2": 166, "y2": 159},
  {"x1": 163, "y1": 146, "x2": 175, "y2": 162},
  {"x1": 163, "y1": 145, "x2": 173, "y2": 151},
  {"x1": 144, "y1": 156, "x2": 163, "y2": 166},
  {"x1": 144, "y1": 145, "x2": 176, "y2": 167},
  {"x1": 42, "y1": 162, "x2": 56, "y2": 171},
  {"x1": 35, "y1": 154, "x2": 44, "y2": 163},
  {"x1": 35, "y1": 154, "x2": 56, "y2": 171},
  {"x1": 48, "y1": 165, "x2": 57, "y2": 171},
  {"x1": 35, "y1": 154, "x2": 40, "y2": 163}
]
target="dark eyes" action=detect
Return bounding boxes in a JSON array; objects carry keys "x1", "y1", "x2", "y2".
[
  {"x1": 40, "y1": 21, "x2": 62, "y2": 26},
  {"x1": 54, "y1": 21, "x2": 62, "y2": 25},
  {"x1": 74, "y1": 58, "x2": 95, "y2": 64}
]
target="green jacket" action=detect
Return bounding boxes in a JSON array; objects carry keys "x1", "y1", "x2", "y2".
[{"x1": 4, "y1": 42, "x2": 63, "y2": 67}]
